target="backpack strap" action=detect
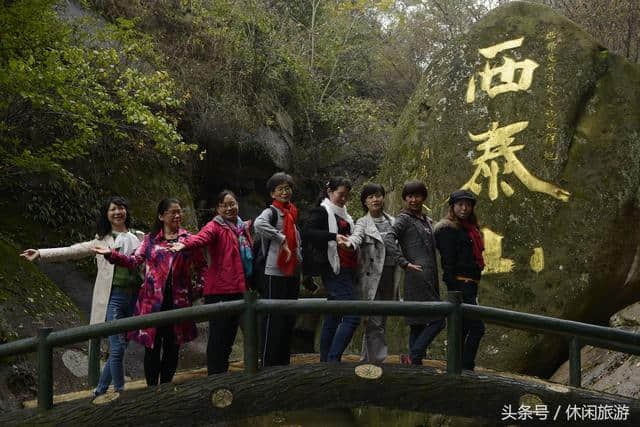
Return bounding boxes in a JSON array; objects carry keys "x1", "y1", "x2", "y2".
[
  {"x1": 269, "y1": 206, "x2": 278, "y2": 226},
  {"x1": 263, "y1": 206, "x2": 279, "y2": 255}
]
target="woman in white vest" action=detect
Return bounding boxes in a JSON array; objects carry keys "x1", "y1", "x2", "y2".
[
  {"x1": 20, "y1": 196, "x2": 143, "y2": 396},
  {"x1": 346, "y1": 183, "x2": 402, "y2": 364}
]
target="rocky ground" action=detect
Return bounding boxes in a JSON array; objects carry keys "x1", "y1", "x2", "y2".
[
  {"x1": 0, "y1": 259, "x2": 215, "y2": 412},
  {"x1": 551, "y1": 301, "x2": 640, "y2": 398}
]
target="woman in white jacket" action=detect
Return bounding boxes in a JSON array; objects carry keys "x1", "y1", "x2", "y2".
[
  {"x1": 20, "y1": 196, "x2": 143, "y2": 396},
  {"x1": 347, "y1": 183, "x2": 401, "y2": 364}
]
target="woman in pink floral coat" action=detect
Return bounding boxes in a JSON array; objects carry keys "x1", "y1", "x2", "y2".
[{"x1": 95, "y1": 198, "x2": 205, "y2": 387}]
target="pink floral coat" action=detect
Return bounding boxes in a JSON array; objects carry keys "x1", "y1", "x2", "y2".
[{"x1": 108, "y1": 228, "x2": 206, "y2": 348}]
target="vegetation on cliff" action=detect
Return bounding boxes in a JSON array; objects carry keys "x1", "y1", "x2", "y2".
[
  {"x1": 1, "y1": 0, "x2": 193, "y2": 185},
  {"x1": 0, "y1": 0, "x2": 639, "y2": 386}
]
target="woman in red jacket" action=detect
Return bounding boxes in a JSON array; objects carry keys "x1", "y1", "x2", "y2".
[{"x1": 170, "y1": 190, "x2": 253, "y2": 375}]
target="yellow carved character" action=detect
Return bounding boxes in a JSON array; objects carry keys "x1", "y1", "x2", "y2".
[
  {"x1": 481, "y1": 227, "x2": 514, "y2": 274},
  {"x1": 467, "y1": 37, "x2": 539, "y2": 103},
  {"x1": 462, "y1": 121, "x2": 570, "y2": 202}
]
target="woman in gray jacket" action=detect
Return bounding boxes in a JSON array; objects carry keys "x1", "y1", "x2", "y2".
[
  {"x1": 347, "y1": 183, "x2": 401, "y2": 364},
  {"x1": 254, "y1": 172, "x2": 302, "y2": 366},
  {"x1": 384, "y1": 181, "x2": 444, "y2": 365}
]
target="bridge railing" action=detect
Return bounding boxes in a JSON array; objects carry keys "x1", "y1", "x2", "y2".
[{"x1": 1, "y1": 291, "x2": 639, "y2": 411}]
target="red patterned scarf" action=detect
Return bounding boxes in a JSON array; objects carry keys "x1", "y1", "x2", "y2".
[
  {"x1": 460, "y1": 219, "x2": 485, "y2": 270},
  {"x1": 272, "y1": 200, "x2": 298, "y2": 275}
]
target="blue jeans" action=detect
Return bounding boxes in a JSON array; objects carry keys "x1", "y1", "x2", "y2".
[
  {"x1": 320, "y1": 268, "x2": 360, "y2": 362},
  {"x1": 409, "y1": 319, "x2": 445, "y2": 364},
  {"x1": 95, "y1": 289, "x2": 137, "y2": 394}
]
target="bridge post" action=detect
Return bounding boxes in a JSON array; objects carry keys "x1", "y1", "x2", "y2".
[
  {"x1": 446, "y1": 292, "x2": 463, "y2": 374},
  {"x1": 37, "y1": 327, "x2": 54, "y2": 410},
  {"x1": 569, "y1": 337, "x2": 582, "y2": 387},
  {"x1": 243, "y1": 291, "x2": 259, "y2": 375},
  {"x1": 87, "y1": 338, "x2": 100, "y2": 387}
]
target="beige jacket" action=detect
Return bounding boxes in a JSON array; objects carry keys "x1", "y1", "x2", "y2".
[
  {"x1": 38, "y1": 231, "x2": 144, "y2": 324},
  {"x1": 348, "y1": 213, "x2": 402, "y2": 301}
]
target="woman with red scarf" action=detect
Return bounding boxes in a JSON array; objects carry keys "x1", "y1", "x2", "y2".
[
  {"x1": 434, "y1": 189, "x2": 486, "y2": 370},
  {"x1": 254, "y1": 172, "x2": 302, "y2": 366}
]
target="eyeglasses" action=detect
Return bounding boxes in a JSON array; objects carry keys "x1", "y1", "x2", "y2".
[{"x1": 274, "y1": 186, "x2": 292, "y2": 194}]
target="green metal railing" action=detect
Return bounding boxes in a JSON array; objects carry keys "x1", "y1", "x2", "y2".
[{"x1": 1, "y1": 291, "x2": 639, "y2": 411}]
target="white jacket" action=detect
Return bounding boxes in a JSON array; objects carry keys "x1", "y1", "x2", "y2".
[{"x1": 38, "y1": 231, "x2": 144, "y2": 324}]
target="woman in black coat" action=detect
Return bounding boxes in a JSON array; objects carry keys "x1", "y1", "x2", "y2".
[
  {"x1": 434, "y1": 189, "x2": 485, "y2": 370},
  {"x1": 303, "y1": 176, "x2": 358, "y2": 362}
]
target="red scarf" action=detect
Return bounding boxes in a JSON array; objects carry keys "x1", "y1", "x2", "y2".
[
  {"x1": 460, "y1": 219, "x2": 485, "y2": 270},
  {"x1": 272, "y1": 200, "x2": 298, "y2": 275}
]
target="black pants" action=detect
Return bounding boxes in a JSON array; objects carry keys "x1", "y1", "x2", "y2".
[
  {"x1": 409, "y1": 319, "x2": 445, "y2": 364},
  {"x1": 450, "y1": 280, "x2": 485, "y2": 370},
  {"x1": 144, "y1": 326, "x2": 179, "y2": 386},
  {"x1": 259, "y1": 275, "x2": 300, "y2": 367},
  {"x1": 204, "y1": 293, "x2": 243, "y2": 375}
]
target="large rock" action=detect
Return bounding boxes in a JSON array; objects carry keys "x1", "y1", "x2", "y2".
[
  {"x1": 380, "y1": 1, "x2": 640, "y2": 375},
  {"x1": 108, "y1": 162, "x2": 198, "y2": 231},
  {"x1": 551, "y1": 302, "x2": 640, "y2": 398},
  {"x1": 197, "y1": 111, "x2": 295, "y2": 220},
  {"x1": 0, "y1": 238, "x2": 85, "y2": 411}
]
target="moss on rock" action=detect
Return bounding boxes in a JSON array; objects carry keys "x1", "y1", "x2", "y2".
[
  {"x1": 0, "y1": 237, "x2": 82, "y2": 343},
  {"x1": 379, "y1": 1, "x2": 640, "y2": 376}
]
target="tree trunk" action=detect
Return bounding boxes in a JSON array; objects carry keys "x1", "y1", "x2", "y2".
[{"x1": 3, "y1": 363, "x2": 639, "y2": 425}]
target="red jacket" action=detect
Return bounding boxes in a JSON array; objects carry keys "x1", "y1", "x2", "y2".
[{"x1": 182, "y1": 216, "x2": 250, "y2": 295}]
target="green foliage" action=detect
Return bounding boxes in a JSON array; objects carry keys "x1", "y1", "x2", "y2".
[
  {"x1": 0, "y1": 0, "x2": 194, "y2": 186},
  {"x1": 534, "y1": 0, "x2": 640, "y2": 63},
  {"x1": 88, "y1": 1, "x2": 410, "y2": 183},
  {"x1": 1, "y1": 0, "x2": 503, "y2": 207}
]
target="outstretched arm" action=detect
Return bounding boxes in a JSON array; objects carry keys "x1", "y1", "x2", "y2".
[
  {"x1": 24, "y1": 239, "x2": 99, "y2": 263},
  {"x1": 170, "y1": 222, "x2": 217, "y2": 252},
  {"x1": 347, "y1": 218, "x2": 366, "y2": 249},
  {"x1": 93, "y1": 237, "x2": 148, "y2": 270},
  {"x1": 20, "y1": 249, "x2": 41, "y2": 261}
]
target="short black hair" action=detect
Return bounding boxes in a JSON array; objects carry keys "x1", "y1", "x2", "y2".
[
  {"x1": 360, "y1": 183, "x2": 386, "y2": 211},
  {"x1": 266, "y1": 172, "x2": 294, "y2": 193},
  {"x1": 327, "y1": 176, "x2": 352, "y2": 192},
  {"x1": 215, "y1": 189, "x2": 238, "y2": 206},
  {"x1": 315, "y1": 176, "x2": 352, "y2": 206},
  {"x1": 401, "y1": 180, "x2": 428, "y2": 200}
]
